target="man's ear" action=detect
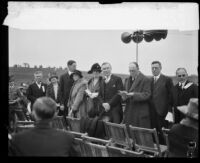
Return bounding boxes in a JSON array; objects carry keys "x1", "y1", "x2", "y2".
[{"x1": 32, "y1": 110, "x2": 40, "y2": 121}]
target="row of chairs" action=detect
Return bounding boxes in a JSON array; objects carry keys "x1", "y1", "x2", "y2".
[
  {"x1": 68, "y1": 131, "x2": 148, "y2": 157},
  {"x1": 13, "y1": 116, "x2": 170, "y2": 157}
]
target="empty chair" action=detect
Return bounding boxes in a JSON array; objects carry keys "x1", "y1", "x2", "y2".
[
  {"x1": 104, "y1": 121, "x2": 133, "y2": 149},
  {"x1": 66, "y1": 116, "x2": 81, "y2": 132},
  {"x1": 52, "y1": 116, "x2": 67, "y2": 130},
  {"x1": 74, "y1": 138, "x2": 93, "y2": 157},
  {"x1": 106, "y1": 145, "x2": 147, "y2": 157},
  {"x1": 129, "y1": 125, "x2": 167, "y2": 157},
  {"x1": 82, "y1": 135, "x2": 111, "y2": 157},
  {"x1": 162, "y1": 127, "x2": 170, "y2": 157}
]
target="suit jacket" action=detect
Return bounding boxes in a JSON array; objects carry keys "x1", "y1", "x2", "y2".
[
  {"x1": 123, "y1": 72, "x2": 151, "y2": 128},
  {"x1": 59, "y1": 72, "x2": 74, "y2": 106},
  {"x1": 172, "y1": 80, "x2": 198, "y2": 123},
  {"x1": 9, "y1": 120, "x2": 78, "y2": 156},
  {"x1": 68, "y1": 78, "x2": 88, "y2": 118},
  {"x1": 98, "y1": 74, "x2": 123, "y2": 123},
  {"x1": 150, "y1": 74, "x2": 174, "y2": 117},
  {"x1": 27, "y1": 82, "x2": 47, "y2": 107},
  {"x1": 46, "y1": 83, "x2": 61, "y2": 104}
]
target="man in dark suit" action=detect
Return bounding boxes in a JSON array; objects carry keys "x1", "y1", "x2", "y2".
[
  {"x1": 150, "y1": 61, "x2": 174, "y2": 144},
  {"x1": 59, "y1": 60, "x2": 76, "y2": 116},
  {"x1": 173, "y1": 68, "x2": 198, "y2": 124},
  {"x1": 9, "y1": 97, "x2": 78, "y2": 156},
  {"x1": 120, "y1": 62, "x2": 151, "y2": 129},
  {"x1": 27, "y1": 71, "x2": 47, "y2": 110},
  {"x1": 98, "y1": 62, "x2": 123, "y2": 124}
]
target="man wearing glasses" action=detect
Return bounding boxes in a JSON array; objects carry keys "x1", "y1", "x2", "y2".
[{"x1": 173, "y1": 68, "x2": 198, "y2": 124}]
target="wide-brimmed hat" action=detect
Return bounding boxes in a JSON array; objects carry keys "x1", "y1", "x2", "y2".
[
  {"x1": 88, "y1": 63, "x2": 101, "y2": 74},
  {"x1": 177, "y1": 98, "x2": 198, "y2": 120},
  {"x1": 70, "y1": 70, "x2": 83, "y2": 78},
  {"x1": 49, "y1": 71, "x2": 58, "y2": 81}
]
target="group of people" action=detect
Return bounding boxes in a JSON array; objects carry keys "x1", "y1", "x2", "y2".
[{"x1": 8, "y1": 59, "x2": 198, "y2": 157}]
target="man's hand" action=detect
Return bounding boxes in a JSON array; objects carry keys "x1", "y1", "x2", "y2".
[
  {"x1": 126, "y1": 92, "x2": 134, "y2": 96},
  {"x1": 60, "y1": 104, "x2": 64, "y2": 111},
  {"x1": 102, "y1": 103, "x2": 110, "y2": 112}
]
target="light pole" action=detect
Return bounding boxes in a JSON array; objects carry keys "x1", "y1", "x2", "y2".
[{"x1": 121, "y1": 30, "x2": 168, "y2": 64}]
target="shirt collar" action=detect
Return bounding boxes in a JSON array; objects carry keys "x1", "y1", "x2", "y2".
[
  {"x1": 179, "y1": 80, "x2": 187, "y2": 87},
  {"x1": 154, "y1": 73, "x2": 161, "y2": 80},
  {"x1": 105, "y1": 74, "x2": 112, "y2": 80},
  {"x1": 36, "y1": 82, "x2": 41, "y2": 86},
  {"x1": 68, "y1": 71, "x2": 73, "y2": 75}
]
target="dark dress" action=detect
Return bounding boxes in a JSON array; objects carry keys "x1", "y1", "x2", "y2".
[{"x1": 86, "y1": 77, "x2": 103, "y2": 118}]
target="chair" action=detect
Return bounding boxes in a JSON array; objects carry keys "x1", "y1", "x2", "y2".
[
  {"x1": 129, "y1": 125, "x2": 167, "y2": 157},
  {"x1": 162, "y1": 127, "x2": 170, "y2": 157},
  {"x1": 82, "y1": 135, "x2": 111, "y2": 157},
  {"x1": 66, "y1": 116, "x2": 81, "y2": 132},
  {"x1": 14, "y1": 109, "x2": 27, "y2": 121},
  {"x1": 15, "y1": 121, "x2": 35, "y2": 133},
  {"x1": 106, "y1": 145, "x2": 147, "y2": 157},
  {"x1": 68, "y1": 131, "x2": 88, "y2": 138},
  {"x1": 104, "y1": 121, "x2": 133, "y2": 149},
  {"x1": 74, "y1": 138, "x2": 93, "y2": 157},
  {"x1": 52, "y1": 116, "x2": 67, "y2": 130}
]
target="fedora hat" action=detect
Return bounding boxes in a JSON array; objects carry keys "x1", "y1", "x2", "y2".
[
  {"x1": 49, "y1": 71, "x2": 58, "y2": 81},
  {"x1": 70, "y1": 70, "x2": 83, "y2": 78},
  {"x1": 88, "y1": 63, "x2": 101, "y2": 74},
  {"x1": 177, "y1": 98, "x2": 198, "y2": 120}
]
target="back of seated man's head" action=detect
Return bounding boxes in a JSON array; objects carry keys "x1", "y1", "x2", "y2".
[{"x1": 32, "y1": 97, "x2": 57, "y2": 121}]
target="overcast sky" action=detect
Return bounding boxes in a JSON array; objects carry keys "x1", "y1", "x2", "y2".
[{"x1": 9, "y1": 28, "x2": 198, "y2": 76}]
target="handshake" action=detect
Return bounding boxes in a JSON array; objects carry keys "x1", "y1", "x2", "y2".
[{"x1": 85, "y1": 89, "x2": 99, "y2": 99}]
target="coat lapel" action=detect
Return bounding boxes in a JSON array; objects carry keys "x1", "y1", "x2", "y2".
[
  {"x1": 129, "y1": 73, "x2": 143, "y2": 92},
  {"x1": 153, "y1": 74, "x2": 164, "y2": 90}
]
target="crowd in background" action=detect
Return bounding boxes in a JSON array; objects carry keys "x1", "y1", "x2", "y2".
[{"x1": 8, "y1": 60, "x2": 198, "y2": 157}]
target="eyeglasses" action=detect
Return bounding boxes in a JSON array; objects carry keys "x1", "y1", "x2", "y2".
[{"x1": 178, "y1": 74, "x2": 186, "y2": 77}]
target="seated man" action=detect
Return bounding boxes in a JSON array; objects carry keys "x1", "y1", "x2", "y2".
[
  {"x1": 9, "y1": 97, "x2": 78, "y2": 156},
  {"x1": 168, "y1": 98, "x2": 198, "y2": 157}
]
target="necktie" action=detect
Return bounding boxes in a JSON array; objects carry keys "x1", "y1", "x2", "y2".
[{"x1": 154, "y1": 77, "x2": 157, "y2": 84}]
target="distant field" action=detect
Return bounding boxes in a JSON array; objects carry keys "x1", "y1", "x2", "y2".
[{"x1": 9, "y1": 67, "x2": 198, "y2": 86}]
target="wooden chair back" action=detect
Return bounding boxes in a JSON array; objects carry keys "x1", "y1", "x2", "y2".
[
  {"x1": 129, "y1": 125, "x2": 162, "y2": 156},
  {"x1": 162, "y1": 127, "x2": 170, "y2": 156},
  {"x1": 104, "y1": 121, "x2": 133, "y2": 149},
  {"x1": 15, "y1": 121, "x2": 35, "y2": 133},
  {"x1": 52, "y1": 116, "x2": 67, "y2": 130},
  {"x1": 66, "y1": 116, "x2": 81, "y2": 132}
]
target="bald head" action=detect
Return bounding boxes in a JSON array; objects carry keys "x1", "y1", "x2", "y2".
[
  {"x1": 33, "y1": 97, "x2": 57, "y2": 121},
  {"x1": 129, "y1": 62, "x2": 139, "y2": 78}
]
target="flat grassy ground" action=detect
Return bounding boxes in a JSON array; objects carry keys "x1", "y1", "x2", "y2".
[{"x1": 9, "y1": 67, "x2": 198, "y2": 87}]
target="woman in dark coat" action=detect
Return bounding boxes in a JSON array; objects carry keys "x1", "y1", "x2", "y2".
[
  {"x1": 85, "y1": 63, "x2": 103, "y2": 118},
  {"x1": 46, "y1": 71, "x2": 64, "y2": 115}
]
